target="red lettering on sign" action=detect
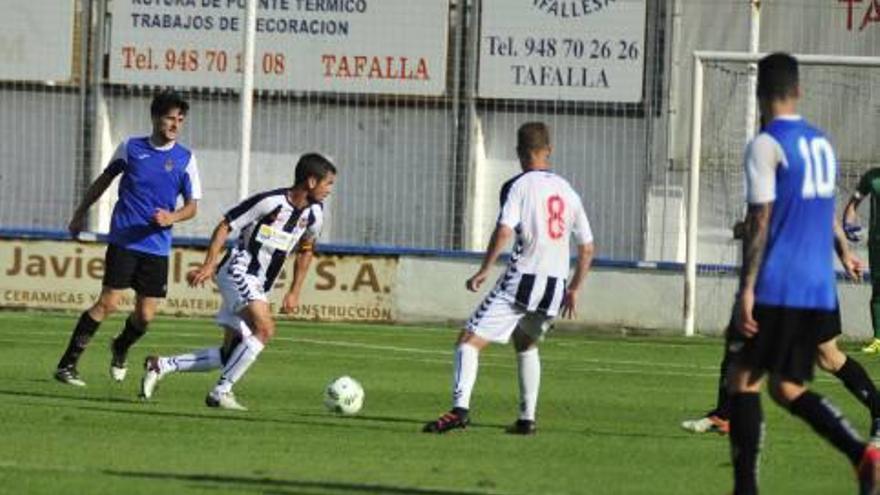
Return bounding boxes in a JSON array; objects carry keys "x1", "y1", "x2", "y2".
[
  {"x1": 840, "y1": 0, "x2": 880, "y2": 31},
  {"x1": 861, "y1": 0, "x2": 880, "y2": 30}
]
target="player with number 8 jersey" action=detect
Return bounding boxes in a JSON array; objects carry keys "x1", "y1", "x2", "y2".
[
  {"x1": 423, "y1": 122, "x2": 594, "y2": 435},
  {"x1": 490, "y1": 170, "x2": 593, "y2": 314}
]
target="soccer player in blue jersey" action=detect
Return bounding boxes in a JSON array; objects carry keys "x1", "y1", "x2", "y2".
[
  {"x1": 53, "y1": 90, "x2": 201, "y2": 387},
  {"x1": 726, "y1": 52, "x2": 880, "y2": 494},
  {"x1": 682, "y1": 224, "x2": 880, "y2": 442}
]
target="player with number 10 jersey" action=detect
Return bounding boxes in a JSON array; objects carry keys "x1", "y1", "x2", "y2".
[
  {"x1": 727, "y1": 53, "x2": 880, "y2": 495},
  {"x1": 750, "y1": 116, "x2": 838, "y2": 310}
]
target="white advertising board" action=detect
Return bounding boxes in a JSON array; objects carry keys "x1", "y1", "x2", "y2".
[
  {"x1": 109, "y1": 0, "x2": 449, "y2": 96},
  {"x1": 0, "y1": 0, "x2": 75, "y2": 82},
  {"x1": 478, "y1": 0, "x2": 647, "y2": 102}
]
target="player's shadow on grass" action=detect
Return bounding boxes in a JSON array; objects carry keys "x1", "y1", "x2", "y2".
[
  {"x1": 0, "y1": 388, "x2": 134, "y2": 405},
  {"x1": 581, "y1": 426, "x2": 699, "y2": 441},
  {"x1": 291, "y1": 411, "x2": 428, "y2": 427},
  {"x1": 55, "y1": 403, "x2": 441, "y2": 434},
  {"x1": 105, "y1": 469, "x2": 499, "y2": 495},
  {"x1": 292, "y1": 411, "x2": 516, "y2": 432}
]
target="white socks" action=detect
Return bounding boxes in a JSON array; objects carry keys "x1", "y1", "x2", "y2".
[
  {"x1": 214, "y1": 334, "x2": 265, "y2": 394},
  {"x1": 517, "y1": 348, "x2": 541, "y2": 421},
  {"x1": 452, "y1": 343, "x2": 480, "y2": 410},
  {"x1": 160, "y1": 348, "x2": 221, "y2": 374}
]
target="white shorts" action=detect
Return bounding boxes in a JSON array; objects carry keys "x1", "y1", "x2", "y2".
[
  {"x1": 215, "y1": 266, "x2": 266, "y2": 337},
  {"x1": 464, "y1": 289, "x2": 553, "y2": 344}
]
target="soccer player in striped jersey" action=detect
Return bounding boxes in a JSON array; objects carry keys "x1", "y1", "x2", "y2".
[
  {"x1": 423, "y1": 122, "x2": 594, "y2": 435},
  {"x1": 726, "y1": 52, "x2": 880, "y2": 495},
  {"x1": 139, "y1": 153, "x2": 335, "y2": 410},
  {"x1": 54, "y1": 90, "x2": 201, "y2": 387}
]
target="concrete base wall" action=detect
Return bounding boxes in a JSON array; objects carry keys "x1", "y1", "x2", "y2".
[{"x1": 396, "y1": 256, "x2": 875, "y2": 340}]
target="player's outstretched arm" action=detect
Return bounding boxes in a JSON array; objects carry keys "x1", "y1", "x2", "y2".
[
  {"x1": 467, "y1": 224, "x2": 514, "y2": 292},
  {"x1": 561, "y1": 242, "x2": 595, "y2": 319},
  {"x1": 187, "y1": 219, "x2": 231, "y2": 287},
  {"x1": 282, "y1": 239, "x2": 315, "y2": 314},
  {"x1": 68, "y1": 168, "x2": 121, "y2": 237}
]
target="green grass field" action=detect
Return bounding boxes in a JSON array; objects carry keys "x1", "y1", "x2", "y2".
[{"x1": 0, "y1": 311, "x2": 876, "y2": 494}]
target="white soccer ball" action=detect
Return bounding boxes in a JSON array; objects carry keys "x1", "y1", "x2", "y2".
[{"x1": 323, "y1": 376, "x2": 364, "y2": 415}]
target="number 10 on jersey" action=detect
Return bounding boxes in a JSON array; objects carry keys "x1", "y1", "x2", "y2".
[{"x1": 799, "y1": 136, "x2": 836, "y2": 199}]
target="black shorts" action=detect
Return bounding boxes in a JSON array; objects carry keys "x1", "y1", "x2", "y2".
[
  {"x1": 728, "y1": 304, "x2": 841, "y2": 384},
  {"x1": 103, "y1": 244, "x2": 169, "y2": 298},
  {"x1": 816, "y1": 316, "x2": 843, "y2": 344}
]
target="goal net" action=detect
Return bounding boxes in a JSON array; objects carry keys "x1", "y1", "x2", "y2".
[{"x1": 686, "y1": 51, "x2": 880, "y2": 335}]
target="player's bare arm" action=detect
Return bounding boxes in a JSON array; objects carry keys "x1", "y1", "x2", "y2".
[
  {"x1": 68, "y1": 168, "x2": 121, "y2": 236},
  {"x1": 467, "y1": 224, "x2": 514, "y2": 292},
  {"x1": 833, "y1": 218, "x2": 864, "y2": 281},
  {"x1": 844, "y1": 193, "x2": 864, "y2": 223},
  {"x1": 561, "y1": 242, "x2": 594, "y2": 319},
  {"x1": 842, "y1": 191, "x2": 866, "y2": 243},
  {"x1": 281, "y1": 238, "x2": 315, "y2": 314},
  {"x1": 153, "y1": 199, "x2": 198, "y2": 228},
  {"x1": 737, "y1": 203, "x2": 772, "y2": 337},
  {"x1": 187, "y1": 219, "x2": 231, "y2": 287}
]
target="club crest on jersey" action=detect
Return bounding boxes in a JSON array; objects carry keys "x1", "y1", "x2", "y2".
[
  {"x1": 164, "y1": 159, "x2": 174, "y2": 172},
  {"x1": 298, "y1": 216, "x2": 309, "y2": 228}
]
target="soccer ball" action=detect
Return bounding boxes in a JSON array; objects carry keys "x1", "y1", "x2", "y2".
[{"x1": 323, "y1": 376, "x2": 364, "y2": 415}]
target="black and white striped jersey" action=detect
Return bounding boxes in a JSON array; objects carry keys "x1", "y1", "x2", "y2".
[
  {"x1": 220, "y1": 188, "x2": 323, "y2": 292},
  {"x1": 494, "y1": 170, "x2": 593, "y2": 316}
]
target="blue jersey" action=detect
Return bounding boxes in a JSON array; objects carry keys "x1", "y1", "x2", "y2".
[
  {"x1": 746, "y1": 116, "x2": 838, "y2": 310},
  {"x1": 106, "y1": 137, "x2": 202, "y2": 256}
]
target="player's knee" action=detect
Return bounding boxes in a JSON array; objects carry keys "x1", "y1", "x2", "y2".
[
  {"x1": 92, "y1": 299, "x2": 118, "y2": 318},
  {"x1": 769, "y1": 378, "x2": 804, "y2": 406},
  {"x1": 816, "y1": 345, "x2": 845, "y2": 373},
  {"x1": 815, "y1": 353, "x2": 831, "y2": 372},
  {"x1": 458, "y1": 331, "x2": 488, "y2": 351},
  {"x1": 133, "y1": 308, "x2": 155, "y2": 326}
]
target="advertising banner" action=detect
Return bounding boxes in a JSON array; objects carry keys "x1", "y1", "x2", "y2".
[
  {"x1": 0, "y1": 240, "x2": 395, "y2": 322},
  {"x1": 109, "y1": 0, "x2": 449, "y2": 96},
  {"x1": 478, "y1": 0, "x2": 646, "y2": 102},
  {"x1": 0, "y1": 0, "x2": 75, "y2": 82}
]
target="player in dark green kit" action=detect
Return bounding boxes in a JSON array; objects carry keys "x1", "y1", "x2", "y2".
[{"x1": 844, "y1": 168, "x2": 880, "y2": 354}]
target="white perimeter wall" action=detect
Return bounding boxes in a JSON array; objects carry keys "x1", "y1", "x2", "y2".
[{"x1": 396, "y1": 256, "x2": 875, "y2": 340}]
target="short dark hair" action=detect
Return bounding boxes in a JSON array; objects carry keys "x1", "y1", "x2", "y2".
[
  {"x1": 757, "y1": 52, "x2": 799, "y2": 101},
  {"x1": 150, "y1": 90, "x2": 189, "y2": 118},
  {"x1": 517, "y1": 122, "x2": 551, "y2": 156},
  {"x1": 295, "y1": 153, "x2": 337, "y2": 185}
]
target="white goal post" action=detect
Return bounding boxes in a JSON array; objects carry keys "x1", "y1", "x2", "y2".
[{"x1": 684, "y1": 51, "x2": 880, "y2": 336}]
